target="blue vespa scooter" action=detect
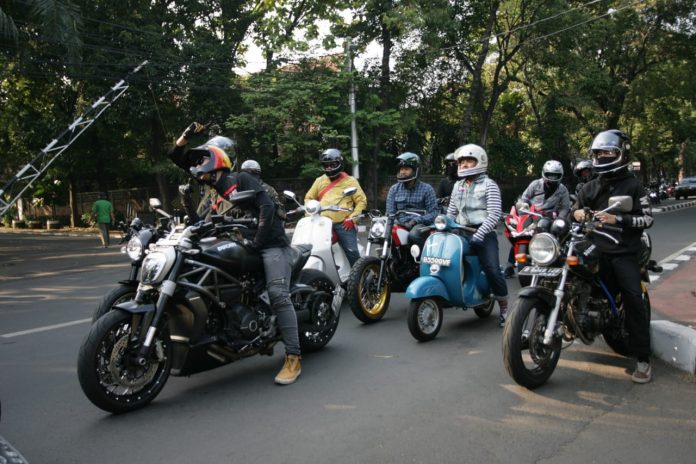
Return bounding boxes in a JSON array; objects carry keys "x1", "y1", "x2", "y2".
[{"x1": 405, "y1": 214, "x2": 495, "y2": 341}]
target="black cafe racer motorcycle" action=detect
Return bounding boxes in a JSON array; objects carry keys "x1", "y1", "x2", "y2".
[{"x1": 78, "y1": 193, "x2": 340, "y2": 413}]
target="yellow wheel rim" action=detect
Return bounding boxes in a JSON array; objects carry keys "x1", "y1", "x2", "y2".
[{"x1": 357, "y1": 263, "x2": 389, "y2": 317}]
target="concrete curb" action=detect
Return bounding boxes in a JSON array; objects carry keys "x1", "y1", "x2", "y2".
[
  {"x1": 651, "y1": 200, "x2": 696, "y2": 213},
  {"x1": 650, "y1": 321, "x2": 696, "y2": 374}
]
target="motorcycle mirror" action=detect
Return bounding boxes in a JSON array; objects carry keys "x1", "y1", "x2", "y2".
[
  {"x1": 605, "y1": 195, "x2": 633, "y2": 213},
  {"x1": 149, "y1": 198, "x2": 162, "y2": 209},
  {"x1": 342, "y1": 187, "x2": 357, "y2": 197},
  {"x1": 283, "y1": 190, "x2": 296, "y2": 200}
]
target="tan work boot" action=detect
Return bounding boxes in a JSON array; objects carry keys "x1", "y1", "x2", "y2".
[{"x1": 275, "y1": 354, "x2": 301, "y2": 385}]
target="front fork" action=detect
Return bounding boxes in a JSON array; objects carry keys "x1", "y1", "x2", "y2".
[{"x1": 542, "y1": 242, "x2": 575, "y2": 346}]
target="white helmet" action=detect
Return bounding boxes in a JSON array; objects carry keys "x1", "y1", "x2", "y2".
[
  {"x1": 542, "y1": 160, "x2": 563, "y2": 183},
  {"x1": 240, "y1": 159, "x2": 262, "y2": 175},
  {"x1": 454, "y1": 144, "x2": 488, "y2": 178}
]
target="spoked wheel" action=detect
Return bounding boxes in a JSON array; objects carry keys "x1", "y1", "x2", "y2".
[
  {"x1": 407, "y1": 298, "x2": 443, "y2": 342},
  {"x1": 474, "y1": 298, "x2": 495, "y2": 318},
  {"x1": 92, "y1": 284, "x2": 137, "y2": 322},
  {"x1": 346, "y1": 257, "x2": 391, "y2": 323},
  {"x1": 502, "y1": 298, "x2": 561, "y2": 389},
  {"x1": 297, "y1": 270, "x2": 340, "y2": 352},
  {"x1": 77, "y1": 309, "x2": 171, "y2": 414},
  {"x1": 602, "y1": 283, "x2": 652, "y2": 357}
]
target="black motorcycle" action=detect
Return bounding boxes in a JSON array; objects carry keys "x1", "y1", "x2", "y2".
[
  {"x1": 346, "y1": 208, "x2": 426, "y2": 323},
  {"x1": 91, "y1": 199, "x2": 174, "y2": 322},
  {"x1": 78, "y1": 193, "x2": 339, "y2": 413},
  {"x1": 502, "y1": 195, "x2": 662, "y2": 389}
]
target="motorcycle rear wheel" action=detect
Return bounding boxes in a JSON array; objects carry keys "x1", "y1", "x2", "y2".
[
  {"x1": 91, "y1": 284, "x2": 137, "y2": 322},
  {"x1": 77, "y1": 309, "x2": 171, "y2": 414},
  {"x1": 502, "y1": 297, "x2": 561, "y2": 389},
  {"x1": 602, "y1": 285, "x2": 652, "y2": 357},
  {"x1": 407, "y1": 298, "x2": 443, "y2": 342},
  {"x1": 347, "y1": 256, "x2": 391, "y2": 323},
  {"x1": 297, "y1": 270, "x2": 340, "y2": 352}
]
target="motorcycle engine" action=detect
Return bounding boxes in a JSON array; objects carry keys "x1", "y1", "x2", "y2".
[{"x1": 225, "y1": 303, "x2": 265, "y2": 340}]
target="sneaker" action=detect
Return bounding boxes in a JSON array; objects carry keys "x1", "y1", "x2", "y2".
[
  {"x1": 275, "y1": 354, "x2": 301, "y2": 385},
  {"x1": 498, "y1": 301, "x2": 509, "y2": 328},
  {"x1": 503, "y1": 265, "x2": 515, "y2": 279},
  {"x1": 631, "y1": 361, "x2": 652, "y2": 384}
]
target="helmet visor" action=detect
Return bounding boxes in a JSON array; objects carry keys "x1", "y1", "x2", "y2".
[{"x1": 544, "y1": 171, "x2": 563, "y2": 181}]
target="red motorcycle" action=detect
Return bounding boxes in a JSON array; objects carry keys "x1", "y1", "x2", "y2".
[{"x1": 503, "y1": 204, "x2": 545, "y2": 287}]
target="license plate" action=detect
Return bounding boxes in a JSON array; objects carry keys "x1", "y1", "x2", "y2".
[
  {"x1": 519, "y1": 266, "x2": 562, "y2": 277},
  {"x1": 331, "y1": 284, "x2": 345, "y2": 315},
  {"x1": 422, "y1": 256, "x2": 451, "y2": 266}
]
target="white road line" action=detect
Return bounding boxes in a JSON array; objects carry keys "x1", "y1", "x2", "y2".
[
  {"x1": 659, "y1": 241, "x2": 696, "y2": 265},
  {"x1": 660, "y1": 263, "x2": 679, "y2": 271},
  {"x1": 1, "y1": 318, "x2": 91, "y2": 338},
  {"x1": 673, "y1": 255, "x2": 692, "y2": 261}
]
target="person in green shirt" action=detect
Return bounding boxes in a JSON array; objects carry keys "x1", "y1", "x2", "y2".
[{"x1": 91, "y1": 192, "x2": 115, "y2": 248}]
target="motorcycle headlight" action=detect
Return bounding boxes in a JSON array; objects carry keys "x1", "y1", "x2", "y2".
[
  {"x1": 305, "y1": 199, "x2": 321, "y2": 215},
  {"x1": 528, "y1": 233, "x2": 559, "y2": 266},
  {"x1": 141, "y1": 251, "x2": 169, "y2": 284},
  {"x1": 123, "y1": 236, "x2": 144, "y2": 261},
  {"x1": 434, "y1": 215, "x2": 447, "y2": 231},
  {"x1": 370, "y1": 220, "x2": 386, "y2": 238}
]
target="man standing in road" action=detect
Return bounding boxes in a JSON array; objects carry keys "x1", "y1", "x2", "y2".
[{"x1": 91, "y1": 192, "x2": 115, "y2": 248}]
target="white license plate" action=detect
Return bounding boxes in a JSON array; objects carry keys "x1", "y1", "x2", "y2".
[
  {"x1": 519, "y1": 266, "x2": 562, "y2": 277},
  {"x1": 331, "y1": 284, "x2": 345, "y2": 315},
  {"x1": 422, "y1": 256, "x2": 451, "y2": 266}
]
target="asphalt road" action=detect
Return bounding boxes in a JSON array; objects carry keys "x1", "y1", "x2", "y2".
[{"x1": 1, "y1": 203, "x2": 695, "y2": 464}]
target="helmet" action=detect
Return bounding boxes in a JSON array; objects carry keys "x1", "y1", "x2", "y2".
[
  {"x1": 189, "y1": 136, "x2": 235, "y2": 184},
  {"x1": 454, "y1": 144, "x2": 487, "y2": 178},
  {"x1": 573, "y1": 159, "x2": 594, "y2": 182},
  {"x1": 396, "y1": 152, "x2": 420, "y2": 183},
  {"x1": 240, "y1": 159, "x2": 262, "y2": 176},
  {"x1": 320, "y1": 148, "x2": 343, "y2": 179},
  {"x1": 542, "y1": 160, "x2": 564, "y2": 183},
  {"x1": 444, "y1": 152, "x2": 456, "y2": 165},
  {"x1": 590, "y1": 130, "x2": 631, "y2": 174}
]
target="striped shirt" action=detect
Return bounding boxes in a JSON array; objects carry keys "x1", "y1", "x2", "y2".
[{"x1": 447, "y1": 175, "x2": 502, "y2": 242}]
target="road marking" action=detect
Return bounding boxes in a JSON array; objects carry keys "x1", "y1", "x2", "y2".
[
  {"x1": 1, "y1": 318, "x2": 91, "y2": 338},
  {"x1": 660, "y1": 263, "x2": 679, "y2": 271},
  {"x1": 673, "y1": 255, "x2": 692, "y2": 261},
  {"x1": 659, "y1": 241, "x2": 696, "y2": 266}
]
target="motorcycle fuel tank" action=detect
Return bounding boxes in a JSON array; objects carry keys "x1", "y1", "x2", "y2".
[{"x1": 199, "y1": 238, "x2": 263, "y2": 274}]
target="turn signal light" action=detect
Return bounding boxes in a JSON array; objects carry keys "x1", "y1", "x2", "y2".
[
  {"x1": 515, "y1": 253, "x2": 527, "y2": 263},
  {"x1": 566, "y1": 256, "x2": 579, "y2": 266}
]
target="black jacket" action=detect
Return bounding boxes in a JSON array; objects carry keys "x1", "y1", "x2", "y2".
[{"x1": 572, "y1": 170, "x2": 653, "y2": 254}]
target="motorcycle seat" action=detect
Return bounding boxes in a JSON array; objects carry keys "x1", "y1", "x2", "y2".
[{"x1": 290, "y1": 244, "x2": 313, "y2": 279}]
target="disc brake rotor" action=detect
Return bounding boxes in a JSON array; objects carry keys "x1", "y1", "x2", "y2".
[{"x1": 109, "y1": 334, "x2": 158, "y2": 389}]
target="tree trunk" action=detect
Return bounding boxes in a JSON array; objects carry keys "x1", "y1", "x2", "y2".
[{"x1": 68, "y1": 178, "x2": 79, "y2": 227}]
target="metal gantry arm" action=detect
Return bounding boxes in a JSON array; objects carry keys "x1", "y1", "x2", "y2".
[{"x1": 0, "y1": 60, "x2": 149, "y2": 217}]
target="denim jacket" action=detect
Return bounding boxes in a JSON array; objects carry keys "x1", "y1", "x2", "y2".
[{"x1": 446, "y1": 174, "x2": 502, "y2": 242}]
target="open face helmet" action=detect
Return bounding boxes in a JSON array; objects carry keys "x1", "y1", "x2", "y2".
[
  {"x1": 189, "y1": 136, "x2": 235, "y2": 184},
  {"x1": 396, "y1": 152, "x2": 421, "y2": 183},
  {"x1": 320, "y1": 148, "x2": 343, "y2": 179},
  {"x1": 240, "y1": 159, "x2": 262, "y2": 177},
  {"x1": 542, "y1": 160, "x2": 564, "y2": 183},
  {"x1": 590, "y1": 130, "x2": 631, "y2": 174},
  {"x1": 454, "y1": 144, "x2": 488, "y2": 178}
]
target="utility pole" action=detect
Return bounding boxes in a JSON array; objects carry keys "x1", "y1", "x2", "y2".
[{"x1": 345, "y1": 38, "x2": 360, "y2": 179}]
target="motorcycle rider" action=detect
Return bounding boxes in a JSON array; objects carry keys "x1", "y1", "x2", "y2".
[
  {"x1": 446, "y1": 144, "x2": 508, "y2": 326},
  {"x1": 180, "y1": 128, "x2": 303, "y2": 386},
  {"x1": 571, "y1": 129, "x2": 654, "y2": 384},
  {"x1": 573, "y1": 159, "x2": 595, "y2": 196},
  {"x1": 437, "y1": 152, "x2": 458, "y2": 200},
  {"x1": 240, "y1": 159, "x2": 287, "y2": 221},
  {"x1": 386, "y1": 152, "x2": 438, "y2": 251},
  {"x1": 504, "y1": 160, "x2": 570, "y2": 278},
  {"x1": 304, "y1": 148, "x2": 367, "y2": 266}
]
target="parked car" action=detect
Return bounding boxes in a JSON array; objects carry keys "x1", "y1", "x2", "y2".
[{"x1": 674, "y1": 177, "x2": 696, "y2": 200}]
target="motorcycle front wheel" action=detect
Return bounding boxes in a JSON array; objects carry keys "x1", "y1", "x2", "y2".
[
  {"x1": 77, "y1": 309, "x2": 171, "y2": 414},
  {"x1": 91, "y1": 284, "x2": 137, "y2": 322},
  {"x1": 602, "y1": 284, "x2": 652, "y2": 357},
  {"x1": 407, "y1": 298, "x2": 443, "y2": 342},
  {"x1": 346, "y1": 256, "x2": 391, "y2": 323},
  {"x1": 297, "y1": 269, "x2": 340, "y2": 352},
  {"x1": 502, "y1": 297, "x2": 561, "y2": 389}
]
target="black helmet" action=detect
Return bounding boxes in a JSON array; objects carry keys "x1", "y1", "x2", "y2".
[
  {"x1": 189, "y1": 136, "x2": 236, "y2": 184},
  {"x1": 590, "y1": 130, "x2": 630, "y2": 174},
  {"x1": 573, "y1": 159, "x2": 594, "y2": 182},
  {"x1": 240, "y1": 159, "x2": 262, "y2": 176},
  {"x1": 396, "y1": 152, "x2": 420, "y2": 183},
  {"x1": 320, "y1": 148, "x2": 344, "y2": 179}
]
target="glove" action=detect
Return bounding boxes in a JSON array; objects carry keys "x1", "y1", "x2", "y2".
[
  {"x1": 182, "y1": 122, "x2": 206, "y2": 140},
  {"x1": 242, "y1": 239, "x2": 258, "y2": 251},
  {"x1": 402, "y1": 219, "x2": 418, "y2": 230},
  {"x1": 342, "y1": 218, "x2": 355, "y2": 230},
  {"x1": 469, "y1": 234, "x2": 484, "y2": 248}
]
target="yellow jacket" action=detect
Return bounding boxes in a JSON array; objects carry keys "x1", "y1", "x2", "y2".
[{"x1": 305, "y1": 174, "x2": 368, "y2": 224}]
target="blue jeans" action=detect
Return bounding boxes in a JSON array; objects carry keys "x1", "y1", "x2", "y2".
[
  {"x1": 260, "y1": 247, "x2": 300, "y2": 355},
  {"x1": 332, "y1": 223, "x2": 360, "y2": 266},
  {"x1": 471, "y1": 231, "x2": 508, "y2": 300}
]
